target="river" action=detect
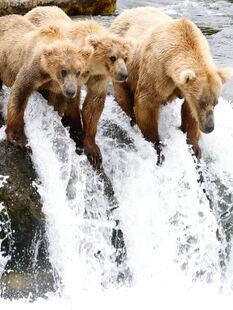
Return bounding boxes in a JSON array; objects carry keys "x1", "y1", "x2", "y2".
[{"x1": 1, "y1": 0, "x2": 233, "y2": 309}]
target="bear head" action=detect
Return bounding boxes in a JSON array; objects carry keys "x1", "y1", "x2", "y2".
[
  {"x1": 86, "y1": 33, "x2": 134, "y2": 82},
  {"x1": 174, "y1": 67, "x2": 233, "y2": 134},
  {"x1": 41, "y1": 41, "x2": 93, "y2": 98}
]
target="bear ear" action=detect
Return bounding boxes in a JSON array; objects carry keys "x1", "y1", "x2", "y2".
[
  {"x1": 39, "y1": 24, "x2": 63, "y2": 39},
  {"x1": 79, "y1": 46, "x2": 94, "y2": 60},
  {"x1": 217, "y1": 67, "x2": 233, "y2": 84},
  {"x1": 43, "y1": 45, "x2": 62, "y2": 59},
  {"x1": 86, "y1": 34, "x2": 100, "y2": 49},
  {"x1": 179, "y1": 69, "x2": 196, "y2": 84}
]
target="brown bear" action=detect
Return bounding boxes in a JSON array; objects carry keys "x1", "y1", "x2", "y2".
[
  {"x1": 110, "y1": 7, "x2": 233, "y2": 161},
  {"x1": 0, "y1": 15, "x2": 93, "y2": 150},
  {"x1": 25, "y1": 6, "x2": 133, "y2": 168}
]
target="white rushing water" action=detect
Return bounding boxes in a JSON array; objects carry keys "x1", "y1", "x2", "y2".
[
  {"x1": 1, "y1": 84, "x2": 233, "y2": 308},
  {"x1": 1, "y1": 0, "x2": 233, "y2": 307}
]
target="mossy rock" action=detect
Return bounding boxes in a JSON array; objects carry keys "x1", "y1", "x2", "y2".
[
  {"x1": 0, "y1": 140, "x2": 56, "y2": 299},
  {"x1": 0, "y1": 0, "x2": 116, "y2": 16}
]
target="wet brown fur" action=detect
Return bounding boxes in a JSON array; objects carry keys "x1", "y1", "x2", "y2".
[
  {"x1": 111, "y1": 7, "x2": 233, "y2": 159},
  {"x1": 0, "y1": 15, "x2": 93, "y2": 148},
  {"x1": 25, "y1": 6, "x2": 133, "y2": 167}
]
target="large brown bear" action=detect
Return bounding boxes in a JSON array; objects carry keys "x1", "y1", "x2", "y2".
[
  {"x1": 111, "y1": 7, "x2": 233, "y2": 161},
  {"x1": 25, "y1": 6, "x2": 133, "y2": 168},
  {"x1": 0, "y1": 15, "x2": 93, "y2": 151}
]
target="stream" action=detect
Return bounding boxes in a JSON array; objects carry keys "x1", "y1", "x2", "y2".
[{"x1": 1, "y1": 0, "x2": 233, "y2": 308}]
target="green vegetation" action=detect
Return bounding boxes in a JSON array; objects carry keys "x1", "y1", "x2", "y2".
[{"x1": 199, "y1": 26, "x2": 220, "y2": 36}]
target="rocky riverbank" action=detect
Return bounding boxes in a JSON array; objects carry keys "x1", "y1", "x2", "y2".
[{"x1": 0, "y1": 0, "x2": 116, "y2": 16}]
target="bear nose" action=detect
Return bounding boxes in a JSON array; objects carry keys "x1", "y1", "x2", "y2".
[
  {"x1": 119, "y1": 72, "x2": 128, "y2": 81},
  {"x1": 65, "y1": 89, "x2": 76, "y2": 98},
  {"x1": 204, "y1": 124, "x2": 214, "y2": 133}
]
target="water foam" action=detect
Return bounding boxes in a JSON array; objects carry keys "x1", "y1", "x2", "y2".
[{"x1": 1, "y1": 88, "x2": 233, "y2": 307}]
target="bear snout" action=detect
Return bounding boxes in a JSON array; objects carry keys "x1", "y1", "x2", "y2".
[
  {"x1": 203, "y1": 123, "x2": 214, "y2": 134},
  {"x1": 116, "y1": 71, "x2": 128, "y2": 82},
  {"x1": 199, "y1": 109, "x2": 215, "y2": 134},
  {"x1": 205, "y1": 110, "x2": 214, "y2": 133},
  {"x1": 201, "y1": 116, "x2": 215, "y2": 133},
  {"x1": 65, "y1": 88, "x2": 76, "y2": 98}
]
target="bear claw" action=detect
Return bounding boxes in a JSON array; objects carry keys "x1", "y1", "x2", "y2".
[
  {"x1": 6, "y1": 129, "x2": 31, "y2": 154},
  {"x1": 8, "y1": 139, "x2": 32, "y2": 154},
  {"x1": 130, "y1": 118, "x2": 136, "y2": 127},
  {"x1": 74, "y1": 139, "x2": 84, "y2": 155},
  {"x1": 192, "y1": 143, "x2": 201, "y2": 161},
  {"x1": 87, "y1": 153, "x2": 102, "y2": 169},
  {"x1": 84, "y1": 143, "x2": 102, "y2": 169},
  {"x1": 70, "y1": 132, "x2": 84, "y2": 155}
]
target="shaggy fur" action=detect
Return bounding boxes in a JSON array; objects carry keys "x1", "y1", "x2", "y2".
[
  {"x1": 0, "y1": 15, "x2": 93, "y2": 149},
  {"x1": 111, "y1": 7, "x2": 233, "y2": 159},
  {"x1": 25, "y1": 6, "x2": 133, "y2": 167}
]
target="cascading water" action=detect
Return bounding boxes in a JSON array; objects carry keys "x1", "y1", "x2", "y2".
[
  {"x1": 1, "y1": 89, "x2": 233, "y2": 308},
  {"x1": 1, "y1": 0, "x2": 233, "y2": 308}
]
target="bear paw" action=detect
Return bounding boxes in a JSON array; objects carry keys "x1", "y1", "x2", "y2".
[
  {"x1": 192, "y1": 143, "x2": 202, "y2": 161},
  {"x1": 6, "y1": 127, "x2": 31, "y2": 154},
  {"x1": 130, "y1": 118, "x2": 136, "y2": 127},
  {"x1": 84, "y1": 143, "x2": 102, "y2": 169},
  {"x1": 70, "y1": 131, "x2": 84, "y2": 155}
]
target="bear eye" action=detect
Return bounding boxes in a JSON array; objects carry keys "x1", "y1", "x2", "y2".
[
  {"x1": 124, "y1": 56, "x2": 128, "y2": 62},
  {"x1": 200, "y1": 100, "x2": 207, "y2": 109},
  {"x1": 61, "y1": 69, "x2": 67, "y2": 77},
  {"x1": 76, "y1": 70, "x2": 81, "y2": 77},
  {"x1": 110, "y1": 56, "x2": 117, "y2": 63}
]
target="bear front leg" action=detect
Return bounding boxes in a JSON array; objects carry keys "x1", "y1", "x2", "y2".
[
  {"x1": 7, "y1": 98, "x2": 30, "y2": 151},
  {"x1": 82, "y1": 76, "x2": 108, "y2": 168},
  {"x1": 135, "y1": 89, "x2": 163, "y2": 165},
  {"x1": 181, "y1": 100, "x2": 201, "y2": 159},
  {"x1": 61, "y1": 88, "x2": 84, "y2": 154},
  {"x1": 6, "y1": 64, "x2": 42, "y2": 152},
  {"x1": 113, "y1": 81, "x2": 135, "y2": 124}
]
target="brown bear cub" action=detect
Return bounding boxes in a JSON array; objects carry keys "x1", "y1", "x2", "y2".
[
  {"x1": 25, "y1": 6, "x2": 133, "y2": 168},
  {"x1": 111, "y1": 7, "x2": 233, "y2": 161},
  {"x1": 0, "y1": 15, "x2": 93, "y2": 150}
]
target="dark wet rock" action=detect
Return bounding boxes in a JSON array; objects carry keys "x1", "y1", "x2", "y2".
[
  {"x1": 101, "y1": 120, "x2": 135, "y2": 150},
  {"x1": 0, "y1": 270, "x2": 56, "y2": 299},
  {"x1": 0, "y1": 140, "x2": 56, "y2": 299},
  {"x1": 0, "y1": 0, "x2": 116, "y2": 16}
]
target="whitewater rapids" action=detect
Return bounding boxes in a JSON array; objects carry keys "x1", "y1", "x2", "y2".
[{"x1": 0, "y1": 85, "x2": 233, "y2": 308}]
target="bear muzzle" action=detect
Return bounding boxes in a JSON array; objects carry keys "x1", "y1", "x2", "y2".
[
  {"x1": 63, "y1": 75, "x2": 78, "y2": 98},
  {"x1": 65, "y1": 88, "x2": 76, "y2": 98},
  {"x1": 115, "y1": 71, "x2": 128, "y2": 82},
  {"x1": 203, "y1": 123, "x2": 215, "y2": 134},
  {"x1": 199, "y1": 110, "x2": 215, "y2": 134}
]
